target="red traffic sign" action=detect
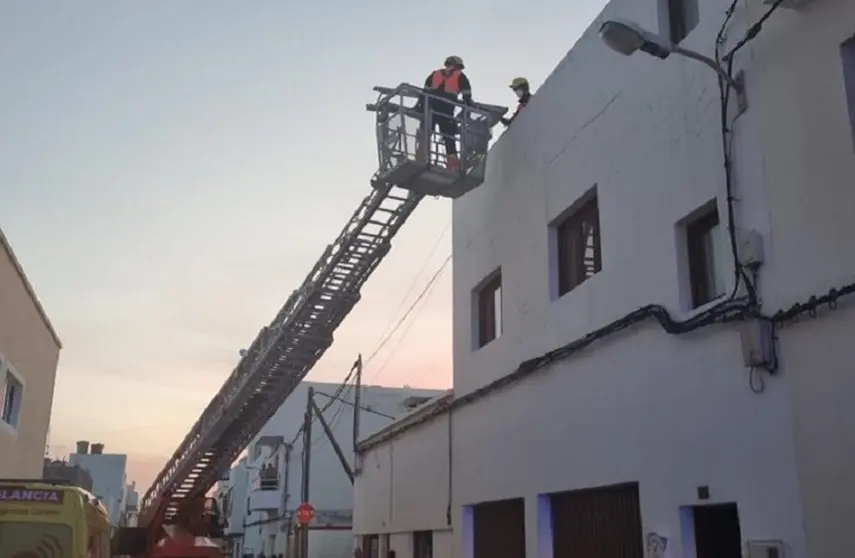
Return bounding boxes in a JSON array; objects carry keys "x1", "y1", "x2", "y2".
[{"x1": 296, "y1": 502, "x2": 315, "y2": 524}]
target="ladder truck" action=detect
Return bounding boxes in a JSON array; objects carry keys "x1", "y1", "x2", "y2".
[{"x1": 112, "y1": 85, "x2": 507, "y2": 558}]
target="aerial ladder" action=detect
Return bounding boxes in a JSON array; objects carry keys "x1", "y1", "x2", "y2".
[{"x1": 113, "y1": 84, "x2": 507, "y2": 558}]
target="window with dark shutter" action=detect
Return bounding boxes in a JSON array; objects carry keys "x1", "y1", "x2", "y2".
[
  {"x1": 475, "y1": 272, "x2": 502, "y2": 349},
  {"x1": 554, "y1": 194, "x2": 602, "y2": 297}
]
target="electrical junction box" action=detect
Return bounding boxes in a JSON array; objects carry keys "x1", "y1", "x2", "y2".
[
  {"x1": 739, "y1": 229, "x2": 765, "y2": 269},
  {"x1": 739, "y1": 320, "x2": 775, "y2": 369},
  {"x1": 763, "y1": 0, "x2": 815, "y2": 10}
]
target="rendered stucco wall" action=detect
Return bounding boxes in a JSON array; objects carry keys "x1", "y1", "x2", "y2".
[
  {"x1": 353, "y1": 412, "x2": 451, "y2": 535},
  {"x1": 69, "y1": 452, "x2": 129, "y2": 525},
  {"x1": 234, "y1": 381, "x2": 443, "y2": 558},
  {"x1": 447, "y1": 1, "x2": 855, "y2": 558},
  {"x1": 0, "y1": 230, "x2": 61, "y2": 478},
  {"x1": 744, "y1": 3, "x2": 855, "y2": 557}
]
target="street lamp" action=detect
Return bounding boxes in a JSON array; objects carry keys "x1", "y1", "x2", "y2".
[{"x1": 599, "y1": 19, "x2": 745, "y2": 106}]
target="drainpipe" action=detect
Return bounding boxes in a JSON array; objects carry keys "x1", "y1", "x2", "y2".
[{"x1": 446, "y1": 407, "x2": 453, "y2": 526}]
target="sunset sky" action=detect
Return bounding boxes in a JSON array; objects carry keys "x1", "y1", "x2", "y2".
[{"x1": 0, "y1": 0, "x2": 606, "y2": 491}]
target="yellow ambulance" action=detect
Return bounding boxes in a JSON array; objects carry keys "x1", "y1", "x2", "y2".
[{"x1": 0, "y1": 479, "x2": 111, "y2": 558}]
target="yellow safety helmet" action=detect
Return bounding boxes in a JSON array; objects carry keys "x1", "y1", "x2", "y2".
[
  {"x1": 509, "y1": 77, "x2": 529, "y2": 90},
  {"x1": 445, "y1": 55, "x2": 465, "y2": 70}
]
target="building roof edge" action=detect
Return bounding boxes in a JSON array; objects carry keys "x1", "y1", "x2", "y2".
[{"x1": 0, "y1": 226, "x2": 62, "y2": 348}]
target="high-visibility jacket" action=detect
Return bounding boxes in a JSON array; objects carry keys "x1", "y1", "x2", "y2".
[{"x1": 430, "y1": 69, "x2": 462, "y2": 95}]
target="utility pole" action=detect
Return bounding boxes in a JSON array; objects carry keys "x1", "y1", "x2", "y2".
[
  {"x1": 299, "y1": 386, "x2": 314, "y2": 558},
  {"x1": 309, "y1": 397, "x2": 355, "y2": 483},
  {"x1": 352, "y1": 354, "x2": 363, "y2": 462}
]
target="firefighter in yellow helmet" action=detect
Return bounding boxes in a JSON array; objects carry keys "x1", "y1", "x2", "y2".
[
  {"x1": 414, "y1": 55, "x2": 474, "y2": 171},
  {"x1": 501, "y1": 77, "x2": 532, "y2": 127}
]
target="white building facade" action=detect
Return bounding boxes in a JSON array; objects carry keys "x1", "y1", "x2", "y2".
[
  {"x1": 0, "y1": 226, "x2": 62, "y2": 479},
  {"x1": 353, "y1": 1, "x2": 855, "y2": 558},
  {"x1": 218, "y1": 381, "x2": 443, "y2": 558},
  {"x1": 69, "y1": 441, "x2": 132, "y2": 526},
  {"x1": 353, "y1": 393, "x2": 453, "y2": 558},
  {"x1": 123, "y1": 481, "x2": 140, "y2": 527}
]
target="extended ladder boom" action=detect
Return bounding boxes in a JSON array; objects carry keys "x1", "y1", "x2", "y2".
[
  {"x1": 140, "y1": 181, "x2": 421, "y2": 524},
  {"x1": 139, "y1": 83, "x2": 506, "y2": 535}
]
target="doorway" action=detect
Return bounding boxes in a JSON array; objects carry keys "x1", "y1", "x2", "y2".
[
  {"x1": 472, "y1": 498, "x2": 526, "y2": 558},
  {"x1": 690, "y1": 503, "x2": 742, "y2": 558},
  {"x1": 362, "y1": 535, "x2": 379, "y2": 558}
]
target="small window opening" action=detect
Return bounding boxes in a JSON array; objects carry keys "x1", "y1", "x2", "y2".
[
  {"x1": 666, "y1": 0, "x2": 699, "y2": 44},
  {"x1": 686, "y1": 205, "x2": 725, "y2": 308},
  {"x1": 475, "y1": 272, "x2": 502, "y2": 348},
  {"x1": 841, "y1": 36, "x2": 855, "y2": 149},
  {"x1": 1, "y1": 369, "x2": 23, "y2": 428},
  {"x1": 554, "y1": 193, "x2": 602, "y2": 297}
]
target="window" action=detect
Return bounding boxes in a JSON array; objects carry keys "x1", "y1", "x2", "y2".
[
  {"x1": 552, "y1": 191, "x2": 602, "y2": 297},
  {"x1": 1, "y1": 364, "x2": 24, "y2": 429},
  {"x1": 841, "y1": 36, "x2": 855, "y2": 147},
  {"x1": 258, "y1": 462, "x2": 278, "y2": 490},
  {"x1": 665, "y1": 0, "x2": 699, "y2": 44},
  {"x1": 475, "y1": 271, "x2": 502, "y2": 348},
  {"x1": 413, "y1": 531, "x2": 433, "y2": 558},
  {"x1": 684, "y1": 203, "x2": 725, "y2": 308}
]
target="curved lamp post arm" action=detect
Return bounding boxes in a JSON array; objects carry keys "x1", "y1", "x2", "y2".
[{"x1": 671, "y1": 45, "x2": 743, "y2": 92}]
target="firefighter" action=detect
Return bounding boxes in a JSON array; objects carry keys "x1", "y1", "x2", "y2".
[
  {"x1": 414, "y1": 55, "x2": 473, "y2": 171},
  {"x1": 501, "y1": 77, "x2": 532, "y2": 127}
]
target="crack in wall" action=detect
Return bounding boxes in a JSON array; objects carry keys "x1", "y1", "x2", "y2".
[{"x1": 546, "y1": 92, "x2": 621, "y2": 168}]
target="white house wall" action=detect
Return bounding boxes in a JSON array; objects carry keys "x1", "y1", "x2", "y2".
[
  {"x1": 747, "y1": 4, "x2": 855, "y2": 556},
  {"x1": 451, "y1": 326, "x2": 806, "y2": 556},
  {"x1": 69, "y1": 452, "x2": 128, "y2": 526},
  {"x1": 353, "y1": 411, "x2": 451, "y2": 535},
  {"x1": 447, "y1": 1, "x2": 855, "y2": 558},
  {"x1": 267, "y1": 383, "x2": 442, "y2": 514},
  {"x1": 380, "y1": 531, "x2": 454, "y2": 558},
  {"x1": 236, "y1": 381, "x2": 444, "y2": 558},
  {"x1": 452, "y1": 0, "x2": 774, "y2": 399}
]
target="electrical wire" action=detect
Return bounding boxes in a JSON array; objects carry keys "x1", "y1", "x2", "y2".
[
  {"x1": 287, "y1": 362, "x2": 357, "y2": 448},
  {"x1": 365, "y1": 220, "x2": 451, "y2": 364},
  {"x1": 361, "y1": 281, "x2": 855, "y2": 451},
  {"x1": 364, "y1": 253, "x2": 452, "y2": 372},
  {"x1": 314, "y1": 395, "x2": 350, "y2": 452},
  {"x1": 724, "y1": 0, "x2": 787, "y2": 62},
  {"x1": 299, "y1": 225, "x2": 454, "y2": 450},
  {"x1": 304, "y1": 251, "x2": 454, "y2": 448},
  {"x1": 304, "y1": 243, "x2": 453, "y2": 451},
  {"x1": 364, "y1": 253, "x2": 452, "y2": 385},
  {"x1": 715, "y1": 0, "x2": 757, "y2": 305},
  {"x1": 367, "y1": 258, "x2": 449, "y2": 384},
  {"x1": 311, "y1": 381, "x2": 354, "y2": 452}
]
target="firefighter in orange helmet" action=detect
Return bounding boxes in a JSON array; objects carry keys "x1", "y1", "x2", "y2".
[
  {"x1": 501, "y1": 77, "x2": 532, "y2": 127},
  {"x1": 414, "y1": 55, "x2": 473, "y2": 171}
]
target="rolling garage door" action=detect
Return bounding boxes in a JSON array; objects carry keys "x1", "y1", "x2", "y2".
[{"x1": 550, "y1": 482, "x2": 643, "y2": 558}]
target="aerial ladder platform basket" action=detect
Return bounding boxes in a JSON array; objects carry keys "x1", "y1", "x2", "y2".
[{"x1": 367, "y1": 83, "x2": 508, "y2": 199}]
